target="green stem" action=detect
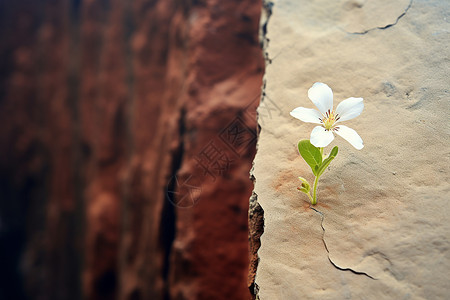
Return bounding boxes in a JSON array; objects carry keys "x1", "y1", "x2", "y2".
[
  {"x1": 311, "y1": 147, "x2": 323, "y2": 205},
  {"x1": 306, "y1": 192, "x2": 314, "y2": 204},
  {"x1": 312, "y1": 175, "x2": 319, "y2": 205}
]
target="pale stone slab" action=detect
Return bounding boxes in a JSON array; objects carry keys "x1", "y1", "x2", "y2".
[{"x1": 254, "y1": 0, "x2": 450, "y2": 299}]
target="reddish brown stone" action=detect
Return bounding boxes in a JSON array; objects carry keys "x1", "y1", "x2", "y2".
[
  {"x1": 248, "y1": 192, "x2": 264, "y2": 299},
  {"x1": 0, "y1": 0, "x2": 264, "y2": 300}
]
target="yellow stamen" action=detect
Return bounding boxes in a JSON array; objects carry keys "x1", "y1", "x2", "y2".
[{"x1": 320, "y1": 110, "x2": 340, "y2": 131}]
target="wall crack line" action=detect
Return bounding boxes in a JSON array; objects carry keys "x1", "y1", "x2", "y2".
[
  {"x1": 310, "y1": 206, "x2": 377, "y2": 280},
  {"x1": 346, "y1": 0, "x2": 413, "y2": 35},
  {"x1": 251, "y1": 1, "x2": 274, "y2": 299}
]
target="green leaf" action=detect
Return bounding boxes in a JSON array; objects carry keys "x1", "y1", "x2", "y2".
[
  {"x1": 330, "y1": 146, "x2": 338, "y2": 157},
  {"x1": 298, "y1": 187, "x2": 309, "y2": 194},
  {"x1": 316, "y1": 146, "x2": 338, "y2": 177},
  {"x1": 298, "y1": 140, "x2": 322, "y2": 175},
  {"x1": 298, "y1": 177, "x2": 311, "y2": 193}
]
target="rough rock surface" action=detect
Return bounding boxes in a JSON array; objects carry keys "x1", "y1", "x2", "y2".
[
  {"x1": 0, "y1": 0, "x2": 264, "y2": 299},
  {"x1": 253, "y1": 0, "x2": 449, "y2": 299}
]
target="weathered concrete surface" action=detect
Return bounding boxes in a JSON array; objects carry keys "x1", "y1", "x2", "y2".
[
  {"x1": 254, "y1": 0, "x2": 450, "y2": 299},
  {"x1": 0, "y1": 0, "x2": 264, "y2": 299}
]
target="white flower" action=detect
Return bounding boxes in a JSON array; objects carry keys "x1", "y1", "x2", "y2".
[{"x1": 290, "y1": 82, "x2": 364, "y2": 150}]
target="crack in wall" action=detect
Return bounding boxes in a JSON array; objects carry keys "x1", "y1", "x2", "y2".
[
  {"x1": 250, "y1": 1, "x2": 274, "y2": 299},
  {"x1": 248, "y1": 191, "x2": 264, "y2": 299},
  {"x1": 346, "y1": 0, "x2": 413, "y2": 35},
  {"x1": 161, "y1": 107, "x2": 185, "y2": 300},
  {"x1": 309, "y1": 206, "x2": 377, "y2": 280},
  {"x1": 260, "y1": 1, "x2": 274, "y2": 64}
]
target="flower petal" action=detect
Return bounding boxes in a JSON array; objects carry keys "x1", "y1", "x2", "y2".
[
  {"x1": 334, "y1": 125, "x2": 364, "y2": 150},
  {"x1": 310, "y1": 126, "x2": 334, "y2": 148},
  {"x1": 335, "y1": 97, "x2": 364, "y2": 122},
  {"x1": 290, "y1": 107, "x2": 322, "y2": 124},
  {"x1": 308, "y1": 82, "x2": 333, "y2": 114}
]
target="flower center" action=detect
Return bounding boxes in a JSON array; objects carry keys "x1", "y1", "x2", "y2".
[{"x1": 320, "y1": 110, "x2": 340, "y2": 131}]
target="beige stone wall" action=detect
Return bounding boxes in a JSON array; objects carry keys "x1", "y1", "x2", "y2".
[{"x1": 254, "y1": 0, "x2": 450, "y2": 298}]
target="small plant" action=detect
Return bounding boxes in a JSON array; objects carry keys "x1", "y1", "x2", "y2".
[{"x1": 290, "y1": 82, "x2": 364, "y2": 205}]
